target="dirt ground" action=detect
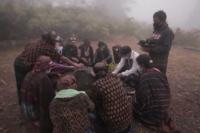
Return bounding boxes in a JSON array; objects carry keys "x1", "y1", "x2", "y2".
[{"x1": 0, "y1": 39, "x2": 200, "y2": 133}]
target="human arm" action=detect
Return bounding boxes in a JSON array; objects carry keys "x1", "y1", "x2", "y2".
[
  {"x1": 112, "y1": 58, "x2": 125, "y2": 74},
  {"x1": 121, "y1": 52, "x2": 139, "y2": 76},
  {"x1": 60, "y1": 56, "x2": 83, "y2": 68}
]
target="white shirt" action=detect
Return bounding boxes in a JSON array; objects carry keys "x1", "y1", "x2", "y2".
[{"x1": 112, "y1": 50, "x2": 140, "y2": 76}]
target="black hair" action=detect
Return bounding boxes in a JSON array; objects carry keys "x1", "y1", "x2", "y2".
[
  {"x1": 136, "y1": 54, "x2": 154, "y2": 69},
  {"x1": 98, "y1": 41, "x2": 107, "y2": 47},
  {"x1": 153, "y1": 10, "x2": 167, "y2": 22},
  {"x1": 120, "y1": 46, "x2": 131, "y2": 56},
  {"x1": 83, "y1": 39, "x2": 91, "y2": 45},
  {"x1": 41, "y1": 31, "x2": 56, "y2": 45},
  {"x1": 41, "y1": 32, "x2": 48, "y2": 41},
  {"x1": 93, "y1": 62, "x2": 109, "y2": 79}
]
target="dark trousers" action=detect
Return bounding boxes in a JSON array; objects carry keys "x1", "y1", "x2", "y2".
[
  {"x1": 150, "y1": 54, "x2": 169, "y2": 74},
  {"x1": 39, "y1": 74, "x2": 55, "y2": 133},
  {"x1": 14, "y1": 59, "x2": 32, "y2": 104}
]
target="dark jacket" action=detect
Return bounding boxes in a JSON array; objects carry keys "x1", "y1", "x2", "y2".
[
  {"x1": 94, "y1": 47, "x2": 112, "y2": 64},
  {"x1": 133, "y1": 68, "x2": 170, "y2": 128},
  {"x1": 79, "y1": 44, "x2": 94, "y2": 65},
  {"x1": 148, "y1": 24, "x2": 174, "y2": 74},
  {"x1": 63, "y1": 44, "x2": 78, "y2": 58}
]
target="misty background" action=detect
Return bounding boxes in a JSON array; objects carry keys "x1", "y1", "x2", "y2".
[
  {"x1": 0, "y1": 0, "x2": 200, "y2": 48},
  {"x1": 34, "y1": 0, "x2": 200, "y2": 30},
  {"x1": 129, "y1": 0, "x2": 200, "y2": 30}
]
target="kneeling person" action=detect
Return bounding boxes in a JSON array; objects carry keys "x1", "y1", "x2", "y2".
[
  {"x1": 134, "y1": 54, "x2": 177, "y2": 132},
  {"x1": 50, "y1": 74, "x2": 95, "y2": 133},
  {"x1": 90, "y1": 63, "x2": 132, "y2": 133},
  {"x1": 112, "y1": 46, "x2": 140, "y2": 87}
]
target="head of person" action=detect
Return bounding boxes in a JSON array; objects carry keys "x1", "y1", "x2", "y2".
[
  {"x1": 56, "y1": 74, "x2": 77, "y2": 91},
  {"x1": 42, "y1": 31, "x2": 58, "y2": 46},
  {"x1": 67, "y1": 38, "x2": 74, "y2": 45},
  {"x1": 93, "y1": 62, "x2": 109, "y2": 79},
  {"x1": 33, "y1": 55, "x2": 52, "y2": 73},
  {"x1": 153, "y1": 10, "x2": 167, "y2": 30},
  {"x1": 136, "y1": 54, "x2": 154, "y2": 72},
  {"x1": 54, "y1": 36, "x2": 63, "y2": 54},
  {"x1": 98, "y1": 41, "x2": 107, "y2": 51},
  {"x1": 120, "y1": 46, "x2": 132, "y2": 59},
  {"x1": 41, "y1": 32, "x2": 48, "y2": 43},
  {"x1": 83, "y1": 39, "x2": 91, "y2": 46}
]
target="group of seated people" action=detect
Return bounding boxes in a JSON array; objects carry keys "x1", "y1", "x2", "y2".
[{"x1": 14, "y1": 31, "x2": 180, "y2": 133}]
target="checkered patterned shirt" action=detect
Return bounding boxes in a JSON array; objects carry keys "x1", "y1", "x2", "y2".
[{"x1": 17, "y1": 42, "x2": 61, "y2": 67}]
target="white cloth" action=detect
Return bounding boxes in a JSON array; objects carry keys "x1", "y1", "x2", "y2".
[{"x1": 112, "y1": 50, "x2": 140, "y2": 76}]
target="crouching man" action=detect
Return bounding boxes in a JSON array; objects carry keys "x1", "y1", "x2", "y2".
[
  {"x1": 50, "y1": 74, "x2": 95, "y2": 133},
  {"x1": 112, "y1": 46, "x2": 140, "y2": 88},
  {"x1": 20, "y1": 55, "x2": 77, "y2": 133},
  {"x1": 90, "y1": 63, "x2": 132, "y2": 133},
  {"x1": 133, "y1": 54, "x2": 180, "y2": 133}
]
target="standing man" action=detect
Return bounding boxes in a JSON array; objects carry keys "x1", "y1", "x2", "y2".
[{"x1": 140, "y1": 10, "x2": 174, "y2": 74}]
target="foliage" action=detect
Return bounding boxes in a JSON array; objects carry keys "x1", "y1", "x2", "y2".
[
  {"x1": 0, "y1": 1, "x2": 149, "y2": 41},
  {"x1": 174, "y1": 28, "x2": 200, "y2": 48}
]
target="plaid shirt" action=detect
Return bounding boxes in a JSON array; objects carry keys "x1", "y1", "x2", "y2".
[
  {"x1": 91, "y1": 74, "x2": 132, "y2": 133},
  {"x1": 17, "y1": 42, "x2": 61, "y2": 67},
  {"x1": 134, "y1": 68, "x2": 170, "y2": 127}
]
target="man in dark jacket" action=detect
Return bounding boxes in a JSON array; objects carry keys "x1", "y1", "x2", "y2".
[
  {"x1": 62, "y1": 39, "x2": 79, "y2": 63},
  {"x1": 94, "y1": 41, "x2": 112, "y2": 65},
  {"x1": 79, "y1": 39, "x2": 94, "y2": 66},
  {"x1": 140, "y1": 10, "x2": 174, "y2": 74}
]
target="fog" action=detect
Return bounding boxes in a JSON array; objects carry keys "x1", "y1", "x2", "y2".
[
  {"x1": 128, "y1": 0, "x2": 200, "y2": 30},
  {"x1": 50, "y1": 0, "x2": 134, "y2": 20},
  {"x1": 49, "y1": 0, "x2": 200, "y2": 30},
  {"x1": 2, "y1": 0, "x2": 200, "y2": 30}
]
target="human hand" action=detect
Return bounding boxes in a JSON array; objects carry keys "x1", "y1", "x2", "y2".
[{"x1": 75, "y1": 63, "x2": 84, "y2": 68}]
